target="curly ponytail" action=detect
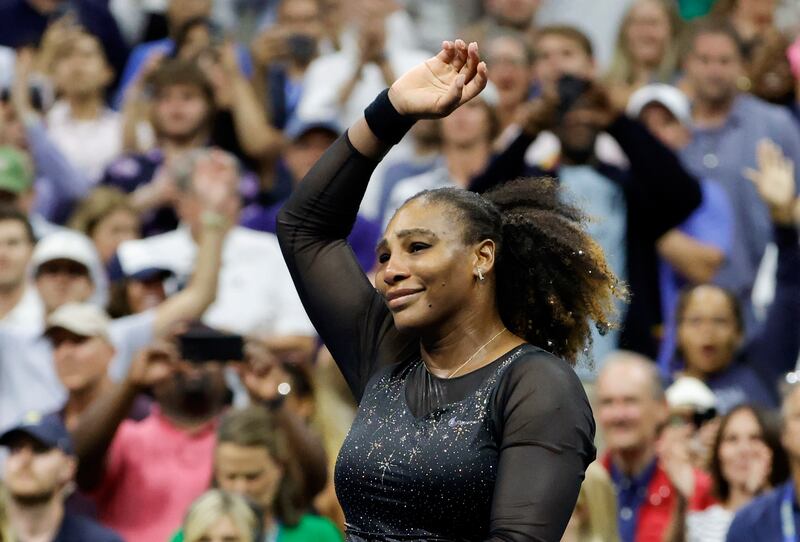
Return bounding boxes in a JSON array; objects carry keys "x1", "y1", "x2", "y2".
[{"x1": 409, "y1": 178, "x2": 626, "y2": 363}]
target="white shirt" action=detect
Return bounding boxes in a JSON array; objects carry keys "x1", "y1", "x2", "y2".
[
  {"x1": 117, "y1": 226, "x2": 315, "y2": 337},
  {"x1": 383, "y1": 165, "x2": 454, "y2": 230},
  {"x1": 686, "y1": 504, "x2": 734, "y2": 542},
  {"x1": 298, "y1": 48, "x2": 429, "y2": 128},
  {"x1": 0, "y1": 310, "x2": 155, "y2": 431},
  {"x1": 0, "y1": 284, "x2": 44, "y2": 330},
  {"x1": 46, "y1": 101, "x2": 122, "y2": 183}
]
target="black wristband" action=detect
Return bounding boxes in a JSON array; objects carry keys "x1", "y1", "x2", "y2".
[{"x1": 364, "y1": 88, "x2": 416, "y2": 145}]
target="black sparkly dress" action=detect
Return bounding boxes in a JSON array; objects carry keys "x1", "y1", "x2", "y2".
[{"x1": 277, "y1": 135, "x2": 597, "y2": 541}]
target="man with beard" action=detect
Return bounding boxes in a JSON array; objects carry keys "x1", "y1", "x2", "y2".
[
  {"x1": 680, "y1": 18, "x2": 800, "y2": 336},
  {"x1": 470, "y1": 79, "x2": 701, "y2": 368},
  {"x1": 70, "y1": 333, "x2": 327, "y2": 542},
  {"x1": 0, "y1": 412, "x2": 122, "y2": 541}
]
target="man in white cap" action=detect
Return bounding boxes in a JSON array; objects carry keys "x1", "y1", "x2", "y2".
[
  {"x1": 45, "y1": 303, "x2": 151, "y2": 431},
  {"x1": 627, "y1": 83, "x2": 735, "y2": 375},
  {"x1": 0, "y1": 149, "x2": 234, "y2": 431}
]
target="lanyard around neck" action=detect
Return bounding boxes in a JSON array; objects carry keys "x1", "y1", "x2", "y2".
[{"x1": 782, "y1": 483, "x2": 797, "y2": 542}]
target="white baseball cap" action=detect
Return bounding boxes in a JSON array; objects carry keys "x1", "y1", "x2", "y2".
[
  {"x1": 626, "y1": 83, "x2": 691, "y2": 125},
  {"x1": 665, "y1": 376, "x2": 717, "y2": 411},
  {"x1": 31, "y1": 230, "x2": 99, "y2": 274}
]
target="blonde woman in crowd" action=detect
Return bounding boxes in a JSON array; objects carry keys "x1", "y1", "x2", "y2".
[
  {"x1": 605, "y1": 0, "x2": 682, "y2": 106},
  {"x1": 180, "y1": 490, "x2": 258, "y2": 542},
  {"x1": 561, "y1": 462, "x2": 621, "y2": 542}
]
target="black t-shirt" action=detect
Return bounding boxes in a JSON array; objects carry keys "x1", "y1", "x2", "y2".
[{"x1": 277, "y1": 134, "x2": 596, "y2": 541}]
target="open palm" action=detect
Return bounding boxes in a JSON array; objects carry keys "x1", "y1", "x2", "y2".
[{"x1": 388, "y1": 40, "x2": 488, "y2": 119}]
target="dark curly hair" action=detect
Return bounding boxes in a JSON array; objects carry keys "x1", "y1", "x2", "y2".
[{"x1": 407, "y1": 178, "x2": 626, "y2": 363}]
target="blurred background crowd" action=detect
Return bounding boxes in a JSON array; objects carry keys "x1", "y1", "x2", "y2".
[{"x1": 0, "y1": 0, "x2": 799, "y2": 541}]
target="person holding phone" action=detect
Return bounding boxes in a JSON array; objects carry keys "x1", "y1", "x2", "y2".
[
  {"x1": 470, "y1": 72, "x2": 702, "y2": 368},
  {"x1": 276, "y1": 39, "x2": 620, "y2": 541},
  {"x1": 69, "y1": 331, "x2": 329, "y2": 542}
]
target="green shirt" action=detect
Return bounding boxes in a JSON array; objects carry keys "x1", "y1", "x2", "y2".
[
  {"x1": 678, "y1": 0, "x2": 717, "y2": 20},
  {"x1": 170, "y1": 513, "x2": 343, "y2": 542}
]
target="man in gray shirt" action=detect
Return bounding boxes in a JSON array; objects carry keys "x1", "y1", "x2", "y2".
[{"x1": 680, "y1": 18, "x2": 800, "y2": 333}]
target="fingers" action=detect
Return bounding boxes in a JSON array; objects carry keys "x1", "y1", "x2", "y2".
[
  {"x1": 460, "y1": 61, "x2": 489, "y2": 104},
  {"x1": 460, "y1": 41, "x2": 480, "y2": 86},
  {"x1": 435, "y1": 40, "x2": 456, "y2": 65},
  {"x1": 451, "y1": 39, "x2": 469, "y2": 73}
]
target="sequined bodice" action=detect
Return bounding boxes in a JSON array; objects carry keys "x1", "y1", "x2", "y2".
[{"x1": 334, "y1": 349, "x2": 525, "y2": 541}]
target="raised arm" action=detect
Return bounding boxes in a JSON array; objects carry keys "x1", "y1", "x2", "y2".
[
  {"x1": 150, "y1": 150, "x2": 233, "y2": 336},
  {"x1": 277, "y1": 40, "x2": 488, "y2": 398},
  {"x1": 744, "y1": 141, "x2": 800, "y2": 387}
]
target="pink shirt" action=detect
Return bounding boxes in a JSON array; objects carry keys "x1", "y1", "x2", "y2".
[{"x1": 93, "y1": 408, "x2": 217, "y2": 542}]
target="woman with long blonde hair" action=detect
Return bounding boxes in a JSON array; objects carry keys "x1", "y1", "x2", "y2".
[{"x1": 605, "y1": 0, "x2": 682, "y2": 104}]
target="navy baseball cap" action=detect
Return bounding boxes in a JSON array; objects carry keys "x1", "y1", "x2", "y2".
[
  {"x1": 284, "y1": 117, "x2": 341, "y2": 142},
  {"x1": 0, "y1": 412, "x2": 74, "y2": 455}
]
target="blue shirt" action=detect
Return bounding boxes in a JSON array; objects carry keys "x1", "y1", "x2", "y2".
[
  {"x1": 680, "y1": 94, "x2": 800, "y2": 335},
  {"x1": 610, "y1": 460, "x2": 658, "y2": 542},
  {"x1": 53, "y1": 513, "x2": 123, "y2": 542},
  {"x1": 657, "y1": 178, "x2": 734, "y2": 373},
  {"x1": 726, "y1": 482, "x2": 800, "y2": 542}
]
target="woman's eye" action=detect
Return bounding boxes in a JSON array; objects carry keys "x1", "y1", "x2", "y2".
[{"x1": 409, "y1": 242, "x2": 429, "y2": 253}]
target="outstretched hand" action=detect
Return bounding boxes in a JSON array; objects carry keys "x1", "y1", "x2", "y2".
[
  {"x1": 744, "y1": 139, "x2": 798, "y2": 225},
  {"x1": 388, "y1": 39, "x2": 488, "y2": 119}
]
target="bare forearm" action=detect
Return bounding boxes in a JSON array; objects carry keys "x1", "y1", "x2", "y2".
[
  {"x1": 71, "y1": 380, "x2": 139, "y2": 489},
  {"x1": 153, "y1": 220, "x2": 225, "y2": 335},
  {"x1": 657, "y1": 230, "x2": 725, "y2": 284},
  {"x1": 229, "y1": 75, "x2": 284, "y2": 160}
]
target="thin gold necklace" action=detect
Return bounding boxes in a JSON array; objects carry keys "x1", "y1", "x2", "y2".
[{"x1": 444, "y1": 328, "x2": 508, "y2": 379}]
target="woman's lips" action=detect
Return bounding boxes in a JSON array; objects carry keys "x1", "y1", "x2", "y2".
[{"x1": 386, "y1": 289, "x2": 423, "y2": 309}]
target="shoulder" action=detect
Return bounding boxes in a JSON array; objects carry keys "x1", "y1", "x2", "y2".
[
  {"x1": 58, "y1": 514, "x2": 124, "y2": 542},
  {"x1": 729, "y1": 485, "x2": 783, "y2": 531},
  {"x1": 493, "y1": 345, "x2": 595, "y2": 446},
  {"x1": 739, "y1": 95, "x2": 797, "y2": 126},
  {"x1": 103, "y1": 152, "x2": 159, "y2": 183}
]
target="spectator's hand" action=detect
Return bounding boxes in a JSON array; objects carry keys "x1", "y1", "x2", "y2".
[
  {"x1": 658, "y1": 424, "x2": 696, "y2": 499},
  {"x1": 251, "y1": 27, "x2": 290, "y2": 68},
  {"x1": 235, "y1": 339, "x2": 291, "y2": 404},
  {"x1": 358, "y1": 22, "x2": 388, "y2": 65},
  {"x1": 127, "y1": 343, "x2": 181, "y2": 389},
  {"x1": 36, "y1": 16, "x2": 78, "y2": 75},
  {"x1": 388, "y1": 40, "x2": 488, "y2": 119},
  {"x1": 744, "y1": 139, "x2": 797, "y2": 225},
  {"x1": 744, "y1": 441, "x2": 773, "y2": 494},
  {"x1": 516, "y1": 96, "x2": 559, "y2": 136},
  {"x1": 193, "y1": 149, "x2": 239, "y2": 222}
]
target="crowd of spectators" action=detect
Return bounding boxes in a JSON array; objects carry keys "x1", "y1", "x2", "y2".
[{"x1": 0, "y1": 0, "x2": 799, "y2": 541}]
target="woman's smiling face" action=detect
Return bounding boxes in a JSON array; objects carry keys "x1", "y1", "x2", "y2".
[{"x1": 376, "y1": 198, "x2": 484, "y2": 333}]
